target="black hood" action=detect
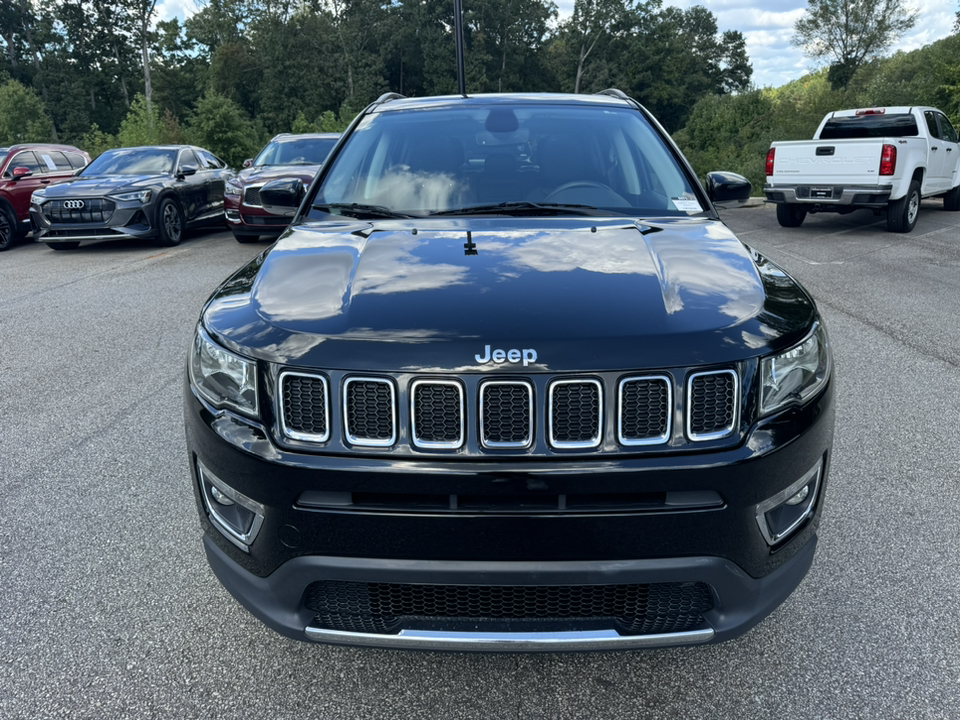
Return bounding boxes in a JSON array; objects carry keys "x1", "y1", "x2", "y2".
[{"x1": 203, "y1": 217, "x2": 816, "y2": 372}]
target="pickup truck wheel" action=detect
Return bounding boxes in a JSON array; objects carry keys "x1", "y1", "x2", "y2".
[
  {"x1": 944, "y1": 183, "x2": 960, "y2": 211},
  {"x1": 887, "y1": 180, "x2": 920, "y2": 232},
  {"x1": 0, "y1": 206, "x2": 17, "y2": 251},
  {"x1": 776, "y1": 203, "x2": 807, "y2": 227}
]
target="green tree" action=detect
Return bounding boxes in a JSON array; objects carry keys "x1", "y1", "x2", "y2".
[
  {"x1": 793, "y1": 0, "x2": 919, "y2": 90},
  {"x1": 0, "y1": 79, "x2": 53, "y2": 143},
  {"x1": 186, "y1": 90, "x2": 259, "y2": 168},
  {"x1": 117, "y1": 93, "x2": 162, "y2": 146},
  {"x1": 77, "y1": 123, "x2": 117, "y2": 159}
]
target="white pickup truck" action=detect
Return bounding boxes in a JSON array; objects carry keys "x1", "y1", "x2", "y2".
[{"x1": 764, "y1": 106, "x2": 960, "y2": 232}]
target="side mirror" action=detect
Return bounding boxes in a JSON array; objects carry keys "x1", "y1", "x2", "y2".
[
  {"x1": 177, "y1": 164, "x2": 198, "y2": 179},
  {"x1": 705, "y1": 171, "x2": 752, "y2": 209},
  {"x1": 242, "y1": 158, "x2": 254, "y2": 169},
  {"x1": 260, "y1": 178, "x2": 304, "y2": 217},
  {"x1": 11, "y1": 166, "x2": 33, "y2": 180}
]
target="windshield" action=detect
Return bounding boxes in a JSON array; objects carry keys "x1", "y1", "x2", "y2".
[
  {"x1": 311, "y1": 103, "x2": 701, "y2": 218},
  {"x1": 255, "y1": 137, "x2": 338, "y2": 166},
  {"x1": 82, "y1": 148, "x2": 177, "y2": 175}
]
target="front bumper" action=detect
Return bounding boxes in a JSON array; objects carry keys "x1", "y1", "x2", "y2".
[
  {"x1": 764, "y1": 183, "x2": 893, "y2": 208},
  {"x1": 204, "y1": 535, "x2": 817, "y2": 651},
  {"x1": 30, "y1": 199, "x2": 159, "y2": 244},
  {"x1": 225, "y1": 192, "x2": 289, "y2": 237},
  {"x1": 186, "y1": 375, "x2": 834, "y2": 650}
]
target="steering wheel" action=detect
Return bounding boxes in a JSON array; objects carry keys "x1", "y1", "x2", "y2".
[{"x1": 544, "y1": 180, "x2": 625, "y2": 204}]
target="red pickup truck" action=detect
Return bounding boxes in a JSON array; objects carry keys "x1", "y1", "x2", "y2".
[{"x1": 0, "y1": 143, "x2": 91, "y2": 250}]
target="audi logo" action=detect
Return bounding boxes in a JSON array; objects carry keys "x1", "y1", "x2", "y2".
[{"x1": 62, "y1": 200, "x2": 85, "y2": 210}]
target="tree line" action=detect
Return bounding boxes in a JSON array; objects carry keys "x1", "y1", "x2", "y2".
[{"x1": 0, "y1": 0, "x2": 749, "y2": 164}]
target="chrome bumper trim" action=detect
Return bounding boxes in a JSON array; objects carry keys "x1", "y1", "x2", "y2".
[
  {"x1": 763, "y1": 183, "x2": 893, "y2": 206},
  {"x1": 304, "y1": 626, "x2": 715, "y2": 651},
  {"x1": 39, "y1": 232, "x2": 138, "y2": 243}
]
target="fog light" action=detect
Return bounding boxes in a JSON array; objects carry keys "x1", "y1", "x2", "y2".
[
  {"x1": 196, "y1": 460, "x2": 265, "y2": 552},
  {"x1": 210, "y1": 485, "x2": 235, "y2": 506},
  {"x1": 756, "y1": 461, "x2": 822, "y2": 545},
  {"x1": 784, "y1": 485, "x2": 809, "y2": 506}
]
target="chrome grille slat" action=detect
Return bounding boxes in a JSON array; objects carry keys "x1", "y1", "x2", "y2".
[
  {"x1": 549, "y1": 379, "x2": 602, "y2": 449},
  {"x1": 344, "y1": 378, "x2": 396, "y2": 447},
  {"x1": 480, "y1": 380, "x2": 533, "y2": 449},
  {"x1": 618, "y1": 375, "x2": 671, "y2": 445},
  {"x1": 280, "y1": 371, "x2": 330, "y2": 442},
  {"x1": 411, "y1": 380, "x2": 464, "y2": 449},
  {"x1": 686, "y1": 370, "x2": 738, "y2": 441}
]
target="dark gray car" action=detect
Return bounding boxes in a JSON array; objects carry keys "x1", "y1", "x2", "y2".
[{"x1": 30, "y1": 145, "x2": 231, "y2": 250}]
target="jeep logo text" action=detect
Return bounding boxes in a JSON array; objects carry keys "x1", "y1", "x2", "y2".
[{"x1": 475, "y1": 345, "x2": 537, "y2": 367}]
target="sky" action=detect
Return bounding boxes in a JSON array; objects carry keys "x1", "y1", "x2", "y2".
[{"x1": 156, "y1": 0, "x2": 958, "y2": 89}]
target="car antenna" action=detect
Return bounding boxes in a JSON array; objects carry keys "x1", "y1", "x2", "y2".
[{"x1": 454, "y1": 0, "x2": 467, "y2": 97}]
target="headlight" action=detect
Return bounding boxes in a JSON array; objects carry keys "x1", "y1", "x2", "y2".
[
  {"x1": 30, "y1": 191, "x2": 46, "y2": 205},
  {"x1": 189, "y1": 327, "x2": 259, "y2": 417},
  {"x1": 111, "y1": 189, "x2": 153, "y2": 203},
  {"x1": 225, "y1": 179, "x2": 243, "y2": 195},
  {"x1": 760, "y1": 322, "x2": 830, "y2": 416}
]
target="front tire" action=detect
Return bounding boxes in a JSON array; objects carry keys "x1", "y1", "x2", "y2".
[
  {"x1": 887, "y1": 180, "x2": 920, "y2": 232},
  {"x1": 156, "y1": 198, "x2": 184, "y2": 247},
  {"x1": 0, "y1": 206, "x2": 17, "y2": 251},
  {"x1": 776, "y1": 203, "x2": 807, "y2": 228},
  {"x1": 944, "y1": 183, "x2": 960, "y2": 212}
]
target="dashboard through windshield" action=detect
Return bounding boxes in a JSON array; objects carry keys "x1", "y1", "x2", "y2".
[{"x1": 312, "y1": 103, "x2": 703, "y2": 218}]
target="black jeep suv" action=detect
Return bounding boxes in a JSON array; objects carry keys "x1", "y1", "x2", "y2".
[{"x1": 184, "y1": 91, "x2": 834, "y2": 651}]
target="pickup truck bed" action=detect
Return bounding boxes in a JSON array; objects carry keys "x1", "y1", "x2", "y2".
[{"x1": 764, "y1": 107, "x2": 960, "y2": 232}]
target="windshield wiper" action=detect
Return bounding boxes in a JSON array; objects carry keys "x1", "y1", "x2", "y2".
[
  {"x1": 312, "y1": 202, "x2": 411, "y2": 219},
  {"x1": 430, "y1": 201, "x2": 603, "y2": 217}
]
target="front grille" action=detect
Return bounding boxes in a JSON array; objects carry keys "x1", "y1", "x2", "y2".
[
  {"x1": 549, "y1": 379, "x2": 601, "y2": 448},
  {"x1": 243, "y1": 186, "x2": 261, "y2": 206},
  {"x1": 44, "y1": 198, "x2": 115, "y2": 224},
  {"x1": 280, "y1": 372, "x2": 329, "y2": 442},
  {"x1": 619, "y1": 376, "x2": 671, "y2": 445},
  {"x1": 305, "y1": 580, "x2": 714, "y2": 636},
  {"x1": 277, "y1": 368, "x2": 740, "y2": 453},
  {"x1": 344, "y1": 378, "x2": 396, "y2": 446},
  {"x1": 411, "y1": 380, "x2": 463, "y2": 448},
  {"x1": 687, "y1": 370, "x2": 737, "y2": 440},
  {"x1": 480, "y1": 381, "x2": 533, "y2": 448}
]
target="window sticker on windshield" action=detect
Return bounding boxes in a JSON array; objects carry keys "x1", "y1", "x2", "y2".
[
  {"x1": 41, "y1": 154, "x2": 57, "y2": 171},
  {"x1": 671, "y1": 197, "x2": 702, "y2": 213}
]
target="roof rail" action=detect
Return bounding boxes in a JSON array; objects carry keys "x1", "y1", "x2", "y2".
[
  {"x1": 596, "y1": 89, "x2": 630, "y2": 100},
  {"x1": 373, "y1": 92, "x2": 406, "y2": 106}
]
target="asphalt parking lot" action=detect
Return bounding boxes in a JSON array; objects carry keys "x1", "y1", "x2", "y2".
[{"x1": 1, "y1": 201, "x2": 959, "y2": 719}]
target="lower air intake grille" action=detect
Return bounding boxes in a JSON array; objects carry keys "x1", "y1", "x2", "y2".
[
  {"x1": 281, "y1": 372, "x2": 329, "y2": 442},
  {"x1": 480, "y1": 381, "x2": 532, "y2": 448},
  {"x1": 243, "y1": 186, "x2": 261, "y2": 206},
  {"x1": 619, "y1": 376, "x2": 671, "y2": 444},
  {"x1": 305, "y1": 580, "x2": 714, "y2": 636},
  {"x1": 412, "y1": 381, "x2": 463, "y2": 448},
  {"x1": 344, "y1": 378, "x2": 396, "y2": 446},
  {"x1": 688, "y1": 370, "x2": 737, "y2": 440}
]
